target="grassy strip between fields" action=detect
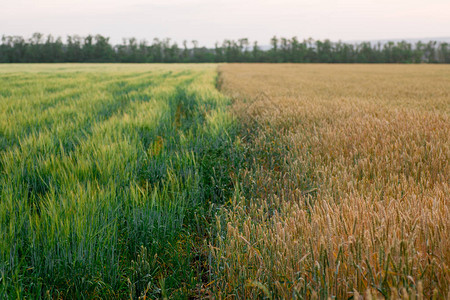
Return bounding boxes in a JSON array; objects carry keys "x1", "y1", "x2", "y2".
[{"x1": 0, "y1": 65, "x2": 241, "y2": 298}]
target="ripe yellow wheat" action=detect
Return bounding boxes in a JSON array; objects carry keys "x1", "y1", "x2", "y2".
[{"x1": 213, "y1": 64, "x2": 450, "y2": 299}]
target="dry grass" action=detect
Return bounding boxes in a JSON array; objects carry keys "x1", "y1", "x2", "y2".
[{"x1": 212, "y1": 64, "x2": 450, "y2": 299}]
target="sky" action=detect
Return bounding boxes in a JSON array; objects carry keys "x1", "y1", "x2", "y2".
[{"x1": 1, "y1": 0, "x2": 450, "y2": 46}]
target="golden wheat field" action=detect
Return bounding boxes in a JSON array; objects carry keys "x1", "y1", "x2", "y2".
[{"x1": 212, "y1": 64, "x2": 450, "y2": 299}]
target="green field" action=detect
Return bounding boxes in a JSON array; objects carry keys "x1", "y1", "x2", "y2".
[{"x1": 0, "y1": 64, "x2": 239, "y2": 298}]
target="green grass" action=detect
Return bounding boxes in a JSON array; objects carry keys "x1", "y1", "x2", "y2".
[{"x1": 0, "y1": 64, "x2": 240, "y2": 298}]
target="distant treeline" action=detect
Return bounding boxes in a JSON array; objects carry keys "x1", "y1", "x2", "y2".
[{"x1": 1, "y1": 33, "x2": 449, "y2": 63}]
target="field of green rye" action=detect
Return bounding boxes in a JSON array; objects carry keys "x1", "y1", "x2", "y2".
[{"x1": 0, "y1": 64, "x2": 239, "y2": 298}]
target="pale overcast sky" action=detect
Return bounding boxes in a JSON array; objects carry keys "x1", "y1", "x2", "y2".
[{"x1": 1, "y1": 0, "x2": 449, "y2": 46}]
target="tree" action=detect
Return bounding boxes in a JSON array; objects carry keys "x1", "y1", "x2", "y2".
[
  {"x1": 270, "y1": 36, "x2": 279, "y2": 62},
  {"x1": 94, "y1": 35, "x2": 115, "y2": 62},
  {"x1": 0, "y1": 33, "x2": 449, "y2": 63}
]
